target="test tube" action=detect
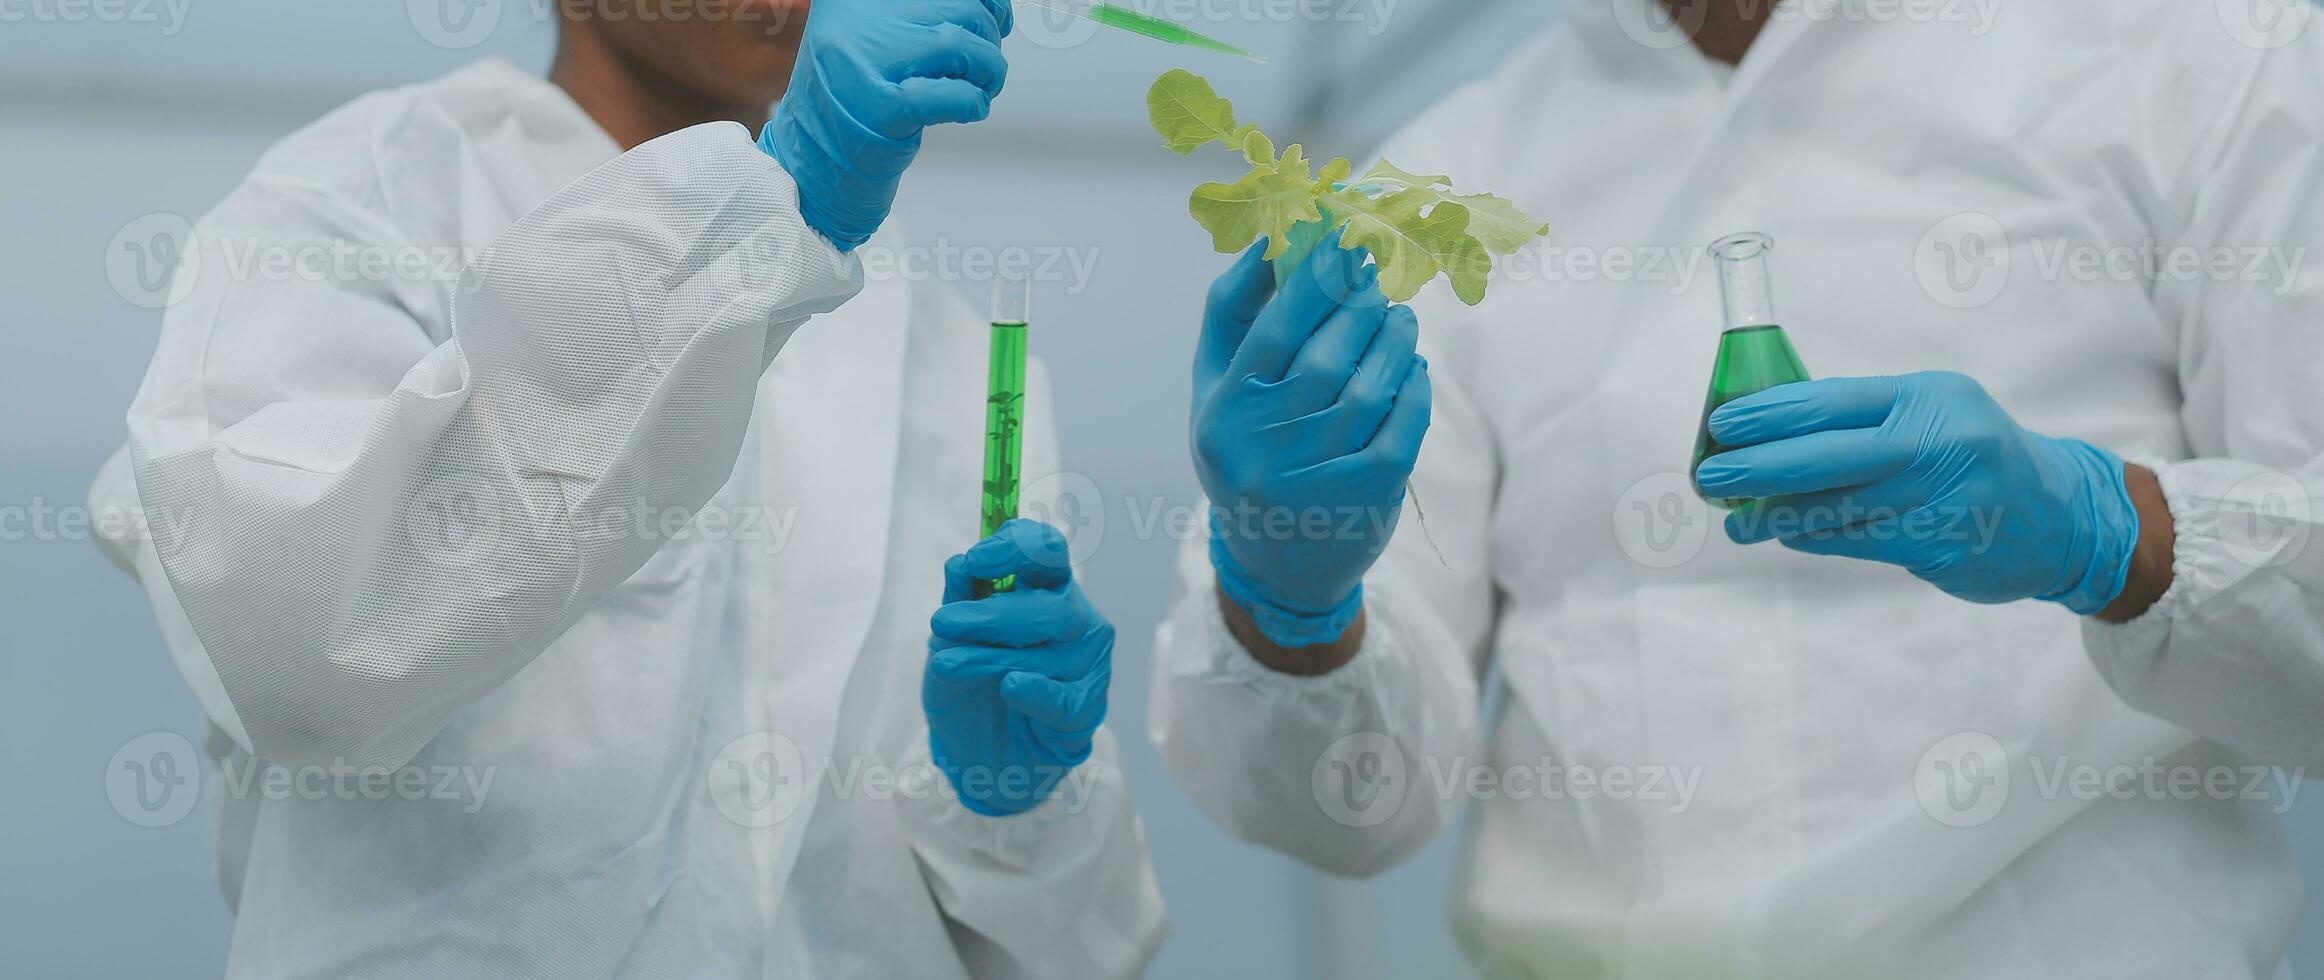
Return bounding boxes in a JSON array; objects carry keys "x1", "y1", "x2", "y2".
[{"x1": 978, "y1": 271, "x2": 1032, "y2": 594}]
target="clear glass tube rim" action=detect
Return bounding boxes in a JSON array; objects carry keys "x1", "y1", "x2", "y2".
[
  {"x1": 1709, "y1": 231, "x2": 1774, "y2": 262},
  {"x1": 991, "y1": 272, "x2": 1033, "y2": 324}
]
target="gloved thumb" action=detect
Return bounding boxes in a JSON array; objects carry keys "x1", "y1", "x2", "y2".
[
  {"x1": 999, "y1": 671, "x2": 1105, "y2": 740},
  {"x1": 1194, "y1": 241, "x2": 1276, "y2": 391}
]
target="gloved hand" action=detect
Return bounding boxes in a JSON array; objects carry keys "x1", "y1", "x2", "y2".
[
  {"x1": 1694, "y1": 371, "x2": 2139, "y2": 614},
  {"x1": 758, "y1": 0, "x2": 1011, "y2": 250},
  {"x1": 925, "y1": 520, "x2": 1111, "y2": 817},
  {"x1": 1191, "y1": 232, "x2": 1433, "y2": 648}
]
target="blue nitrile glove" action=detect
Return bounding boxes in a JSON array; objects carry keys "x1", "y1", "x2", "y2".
[
  {"x1": 758, "y1": 0, "x2": 1011, "y2": 250},
  {"x1": 925, "y1": 520, "x2": 1111, "y2": 817},
  {"x1": 1694, "y1": 371, "x2": 2139, "y2": 615},
  {"x1": 1190, "y1": 232, "x2": 1433, "y2": 648}
]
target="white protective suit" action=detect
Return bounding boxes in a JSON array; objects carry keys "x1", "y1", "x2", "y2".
[
  {"x1": 90, "y1": 58, "x2": 1163, "y2": 979},
  {"x1": 1153, "y1": 1, "x2": 2324, "y2": 976}
]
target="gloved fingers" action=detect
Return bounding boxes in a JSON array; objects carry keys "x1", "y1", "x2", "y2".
[
  {"x1": 916, "y1": 0, "x2": 1009, "y2": 43},
  {"x1": 942, "y1": 552, "x2": 978, "y2": 605},
  {"x1": 999, "y1": 670, "x2": 1109, "y2": 737},
  {"x1": 1279, "y1": 266, "x2": 1389, "y2": 409},
  {"x1": 958, "y1": 518, "x2": 1075, "y2": 590},
  {"x1": 969, "y1": 0, "x2": 1015, "y2": 38},
  {"x1": 1313, "y1": 303, "x2": 1420, "y2": 454},
  {"x1": 1196, "y1": 242, "x2": 1277, "y2": 391},
  {"x1": 892, "y1": 76, "x2": 995, "y2": 129},
  {"x1": 928, "y1": 636, "x2": 1106, "y2": 683},
  {"x1": 1722, "y1": 473, "x2": 1920, "y2": 544},
  {"x1": 931, "y1": 589, "x2": 1094, "y2": 647},
  {"x1": 1351, "y1": 354, "x2": 1431, "y2": 467},
  {"x1": 1694, "y1": 426, "x2": 1910, "y2": 501},
  {"x1": 1226, "y1": 230, "x2": 1368, "y2": 384},
  {"x1": 895, "y1": 22, "x2": 1009, "y2": 96},
  {"x1": 1706, "y1": 375, "x2": 1901, "y2": 447},
  {"x1": 928, "y1": 643, "x2": 1047, "y2": 681}
]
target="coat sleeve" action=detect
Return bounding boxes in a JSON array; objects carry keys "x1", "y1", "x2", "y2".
[
  {"x1": 94, "y1": 121, "x2": 862, "y2": 769},
  {"x1": 2081, "y1": 30, "x2": 2324, "y2": 766},
  {"x1": 894, "y1": 357, "x2": 1167, "y2": 979},
  {"x1": 1146, "y1": 292, "x2": 1498, "y2": 877}
]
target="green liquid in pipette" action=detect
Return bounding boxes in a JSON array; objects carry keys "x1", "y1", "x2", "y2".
[{"x1": 1056, "y1": 1, "x2": 1267, "y2": 62}]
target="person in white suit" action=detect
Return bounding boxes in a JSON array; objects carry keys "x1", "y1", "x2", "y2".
[
  {"x1": 89, "y1": 1, "x2": 1163, "y2": 976},
  {"x1": 1154, "y1": 0, "x2": 2324, "y2": 976}
]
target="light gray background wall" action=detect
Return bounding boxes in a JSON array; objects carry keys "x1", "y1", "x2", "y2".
[{"x1": 4, "y1": 3, "x2": 2321, "y2": 978}]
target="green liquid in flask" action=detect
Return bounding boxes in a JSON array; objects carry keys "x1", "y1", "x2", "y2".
[
  {"x1": 1691, "y1": 233, "x2": 1810, "y2": 509},
  {"x1": 978, "y1": 274, "x2": 1032, "y2": 596}
]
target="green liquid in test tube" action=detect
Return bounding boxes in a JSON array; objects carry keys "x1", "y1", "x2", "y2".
[
  {"x1": 1691, "y1": 232, "x2": 1811, "y2": 510},
  {"x1": 977, "y1": 271, "x2": 1032, "y2": 596}
]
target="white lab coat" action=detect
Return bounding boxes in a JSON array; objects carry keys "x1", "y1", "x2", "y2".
[
  {"x1": 1153, "y1": 1, "x2": 2324, "y2": 976},
  {"x1": 90, "y1": 58, "x2": 1163, "y2": 979}
]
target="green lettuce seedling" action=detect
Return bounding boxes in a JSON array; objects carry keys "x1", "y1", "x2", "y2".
[{"x1": 1147, "y1": 69, "x2": 1547, "y2": 305}]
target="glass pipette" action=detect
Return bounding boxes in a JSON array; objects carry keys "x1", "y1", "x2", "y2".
[{"x1": 1016, "y1": 0, "x2": 1268, "y2": 62}]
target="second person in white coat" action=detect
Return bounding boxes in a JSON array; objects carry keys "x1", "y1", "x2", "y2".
[{"x1": 1155, "y1": 0, "x2": 2324, "y2": 976}]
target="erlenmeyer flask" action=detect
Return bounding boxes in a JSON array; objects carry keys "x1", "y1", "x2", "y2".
[{"x1": 1691, "y1": 232, "x2": 1810, "y2": 509}]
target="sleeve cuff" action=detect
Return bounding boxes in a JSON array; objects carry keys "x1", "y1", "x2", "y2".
[
  {"x1": 1184, "y1": 561, "x2": 1396, "y2": 702},
  {"x1": 2090, "y1": 455, "x2": 2247, "y2": 631},
  {"x1": 895, "y1": 728, "x2": 1123, "y2": 865}
]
